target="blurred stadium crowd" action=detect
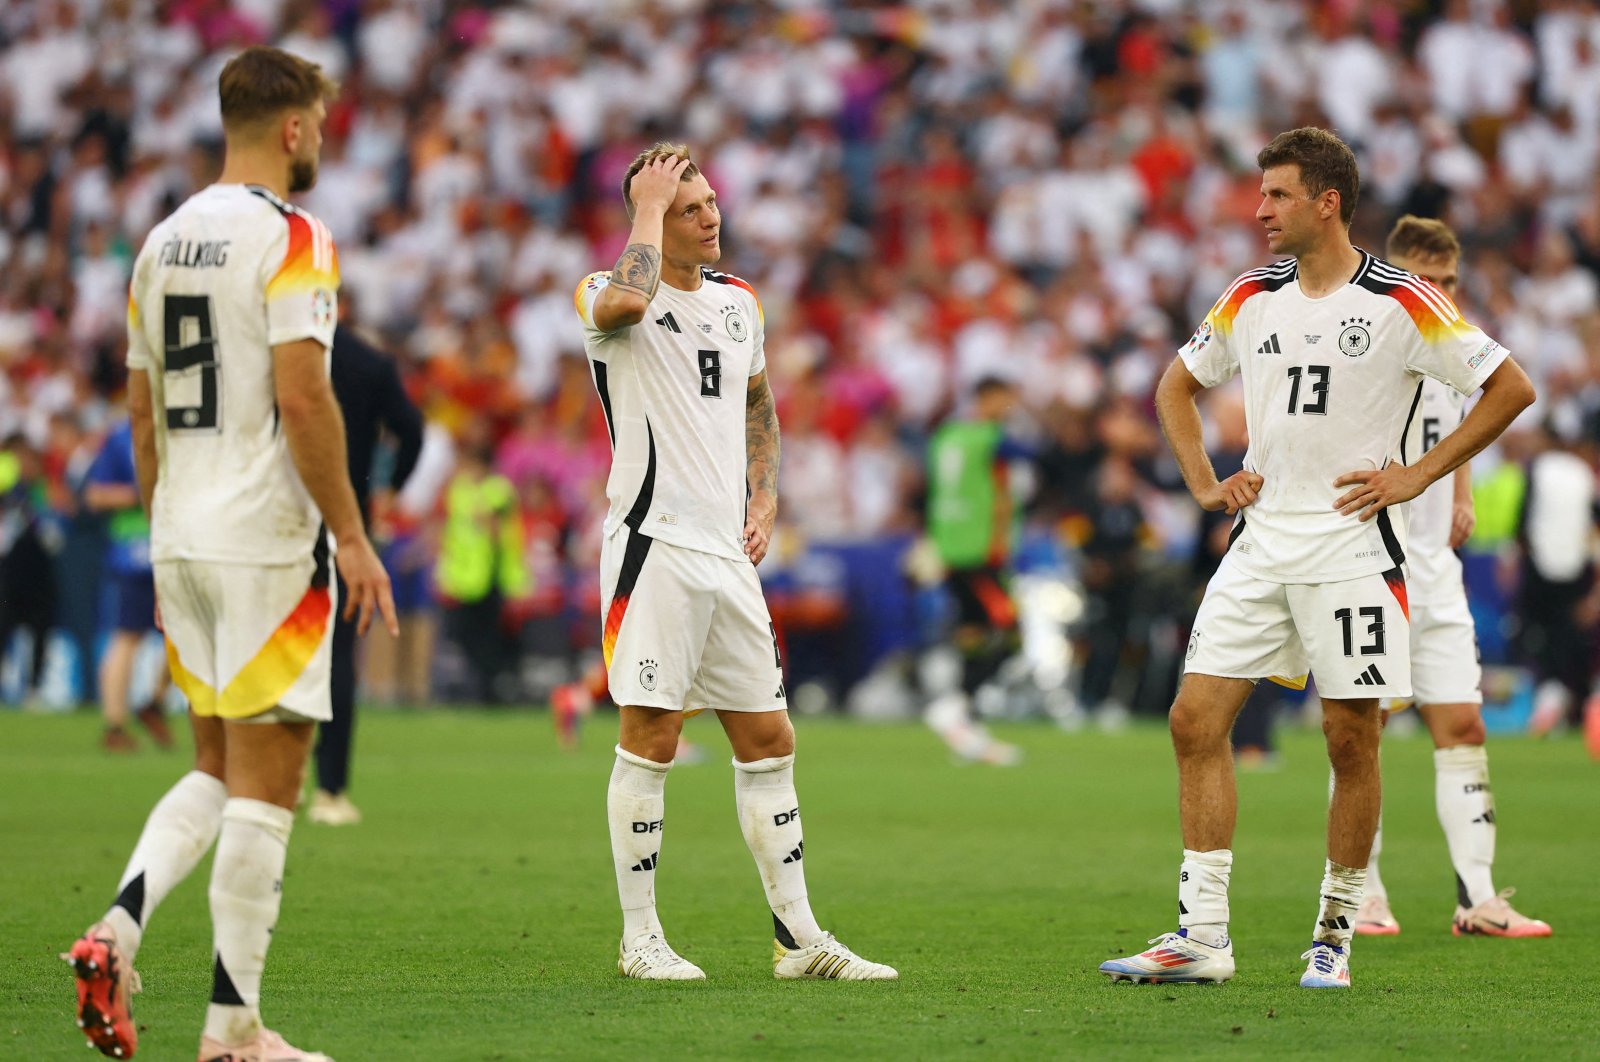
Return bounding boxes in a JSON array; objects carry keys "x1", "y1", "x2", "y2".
[{"x1": 3, "y1": 0, "x2": 1599, "y2": 720}]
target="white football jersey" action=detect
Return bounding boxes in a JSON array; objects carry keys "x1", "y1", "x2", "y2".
[
  {"x1": 127, "y1": 184, "x2": 339, "y2": 566},
  {"x1": 1180, "y1": 251, "x2": 1507, "y2": 584},
  {"x1": 575, "y1": 267, "x2": 766, "y2": 561},
  {"x1": 1399, "y1": 377, "x2": 1468, "y2": 602}
]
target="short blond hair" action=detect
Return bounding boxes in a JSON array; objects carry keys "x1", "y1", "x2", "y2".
[
  {"x1": 219, "y1": 46, "x2": 338, "y2": 134},
  {"x1": 1386, "y1": 214, "x2": 1461, "y2": 262},
  {"x1": 620, "y1": 143, "x2": 700, "y2": 220}
]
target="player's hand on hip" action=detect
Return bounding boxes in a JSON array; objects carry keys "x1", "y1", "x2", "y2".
[
  {"x1": 1449, "y1": 499, "x2": 1476, "y2": 548},
  {"x1": 335, "y1": 534, "x2": 400, "y2": 637},
  {"x1": 1197, "y1": 471, "x2": 1263, "y2": 514},
  {"x1": 629, "y1": 156, "x2": 690, "y2": 218},
  {"x1": 742, "y1": 491, "x2": 777, "y2": 566},
  {"x1": 1333, "y1": 464, "x2": 1426, "y2": 522}
]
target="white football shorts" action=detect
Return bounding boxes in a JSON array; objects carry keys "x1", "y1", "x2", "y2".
[
  {"x1": 1185, "y1": 554, "x2": 1413, "y2": 700},
  {"x1": 1405, "y1": 550, "x2": 1482, "y2": 706},
  {"x1": 601, "y1": 525, "x2": 786, "y2": 713},
  {"x1": 156, "y1": 554, "x2": 336, "y2": 723}
]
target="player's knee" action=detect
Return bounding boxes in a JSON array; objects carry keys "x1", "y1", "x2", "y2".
[
  {"x1": 624, "y1": 730, "x2": 680, "y2": 765},
  {"x1": 729, "y1": 714, "x2": 795, "y2": 761},
  {"x1": 1168, "y1": 698, "x2": 1227, "y2": 757},
  {"x1": 1441, "y1": 714, "x2": 1487, "y2": 748},
  {"x1": 1323, "y1": 714, "x2": 1379, "y2": 774},
  {"x1": 618, "y1": 707, "x2": 683, "y2": 763}
]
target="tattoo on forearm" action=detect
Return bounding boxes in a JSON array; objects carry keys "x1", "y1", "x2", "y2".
[
  {"x1": 610, "y1": 243, "x2": 661, "y2": 300},
  {"x1": 746, "y1": 376, "x2": 780, "y2": 496}
]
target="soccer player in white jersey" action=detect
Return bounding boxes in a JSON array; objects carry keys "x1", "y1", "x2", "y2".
[
  {"x1": 1346, "y1": 216, "x2": 1551, "y2": 940},
  {"x1": 1099, "y1": 128, "x2": 1535, "y2": 990},
  {"x1": 575, "y1": 143, "x2": 895, "y2": 982},
  {"x1": 63, "y1": 47, "x2": 397, "y2": 1061}
]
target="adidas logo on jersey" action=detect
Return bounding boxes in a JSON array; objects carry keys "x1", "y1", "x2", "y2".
[
  {"x1": 655, "y1": 312, "x2": 683, "y2": 333},
  {"x1": 1352, "y1": 663, "x2": 1387, "y2": 687},
  {"x1": 1256, "y1": 333, "x2": 1282, "y2": 355}
]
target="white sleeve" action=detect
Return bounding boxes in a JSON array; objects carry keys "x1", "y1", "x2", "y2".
[{"x1": 1397, "y1": 284, "x2": 1508, "y2": 395}]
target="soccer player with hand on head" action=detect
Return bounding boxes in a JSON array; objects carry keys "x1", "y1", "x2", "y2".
[
  {"x1": 1099, "y1": 128, "x2": 1534, "y2": 990},
  {"x1": 1346, "y1": 215, "x2": 1550, "y2": 941},
  {"x1": 575, "y1": 144, "x2": 895, "y2": 982},
  {"x1": 65, "y1": 46, "x2": 396, "y2": 1062}
]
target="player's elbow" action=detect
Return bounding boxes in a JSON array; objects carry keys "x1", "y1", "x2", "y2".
[
  {"x1": 275, "y1": 383, "x2": 328, "y2": 428},
  {"x1": 593, "y1": 289, "x2": 648, "y2": 332},
  {"x1": 1486, "y1": 359, "x2": 1536, "y2": 414}
]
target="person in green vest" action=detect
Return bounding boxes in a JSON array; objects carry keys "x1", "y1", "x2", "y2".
[
  {"x1": 435, "y1": 433, "x2": 529, "y2": 704},
  {"x1": 923, "y1": 375, "x2": 1029, "y2": 765}
]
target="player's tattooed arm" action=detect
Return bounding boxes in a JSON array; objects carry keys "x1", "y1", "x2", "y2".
[
  {"x1": 609, "y1": 243, "x2": 662, "y2": 302},
  {"x1": 743, "y1": 372, "x2": 780, "y2": 564},
  {"x1": 746, "y1": 371, "x2": 780, "y2": 497}
]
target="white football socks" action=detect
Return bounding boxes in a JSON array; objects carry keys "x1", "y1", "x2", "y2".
[
  {"x1": 1314, "y1": 860, "x2": 1367, "y2": 950},
  {"x1": 733, "y1": 754, "x2": 824, "y2": 949},
  {"x1": 203, "y1": 798, "x2": 293, "y2": 1047},
  {"x1": 608, "y1": 747, "x2": 671, "y2": 947},
  {"x1": 102, "y1": 770, "x2": 227, "y2": 962},
  {"x1": 1177, "y1": 849, "x2": 1231, "y2": 947},
  {"x1": 1435, "y1": 744, "x2": 1496, "y2": 907}
]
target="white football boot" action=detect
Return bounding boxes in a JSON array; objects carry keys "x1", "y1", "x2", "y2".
[
  {"x1": 1099, "y1": 930, "x2": 1235, "y2": 984},
  {"x1": 617, "y1": 934, "x2": 706, "y2": 980},
  {"x1": 773, "y1": 933, "x2": 898, "y2": 980}
]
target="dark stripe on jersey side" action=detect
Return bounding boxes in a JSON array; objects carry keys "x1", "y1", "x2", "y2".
[
  {"x1": 1226, "y1": 512, "x2": 1247, "y2": 549},
  {"x1": 601, "y1": 526, "x2": 656, "y2": 668},
  {"x1": 623, "y1": 421, "x2": 657, "y2": 531},
  {"x1": 1375, "y1": 508, "x2": 1405, "y2": 568},
  {"x1": 1398, "y1": 378, "x2": 1424, "y2": 464},
  {"x1": 591, "y1": 360, "x2": 616, "y2": 448},
  {"x1": 1383, "y1": 565, "x2": 1410, "y2": 621},
  {"x1": 311, "y1": 524, "x2": 330, "y2": 589},
  {"x1": 613, "y1": 527, "x2": 653, "y2": 603}
]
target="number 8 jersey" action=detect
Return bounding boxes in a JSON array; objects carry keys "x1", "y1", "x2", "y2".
[
  {"x1": 575, "y1": 268, "x2": 765, "y2": 561},
  {"x1": 127, "y1": 184, "x2": 339, "y2": 566},
  {"x1": 1179, "y1": 250, "x2": 1507, "y2": 584}
]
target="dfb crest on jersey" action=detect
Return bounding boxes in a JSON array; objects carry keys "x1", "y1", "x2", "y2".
[
  {"x1": 1338, "y1": 317, "x2": 1372, "y2": 358},
  {"x1": 725, "y1": 309, "x2": 748, "y2": 343},
  {"x1": 639, "y1": 659, "x2": 658, "y2": 692}
]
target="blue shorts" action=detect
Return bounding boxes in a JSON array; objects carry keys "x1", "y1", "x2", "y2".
[{"x1": 109, "y1": 570, "x2": 158, "y2": 633}]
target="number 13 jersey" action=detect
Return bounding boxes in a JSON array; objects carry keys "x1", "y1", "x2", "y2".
[
  {"x1": 1179, "y1": 250, "x2": 1507, "y2": 584},
  {"x1": 127, "y1": 184, "x2": 339, "y2": 566},
  {"x1": 575, "y1": 268, "x2": 765, "y2": 561}
]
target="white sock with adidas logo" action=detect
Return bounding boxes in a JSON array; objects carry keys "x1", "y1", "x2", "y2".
[
  {"x1": 1434, "y1": 744, "x2": 1496, "y2": 907},
  {"x1": 1314, "y1": 860, "x2": 1367, "y2": 950},
  {"x1": 608, "y1": 747, "x2": 671, "y2": 947},
  {"x1": 733, "y1": 754, "x2": 824, "y2": 949}
]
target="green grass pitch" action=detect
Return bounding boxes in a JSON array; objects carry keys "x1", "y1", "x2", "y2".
[{"x1": 3, "y1": 709, "x2": 1596, "y2": 1060}]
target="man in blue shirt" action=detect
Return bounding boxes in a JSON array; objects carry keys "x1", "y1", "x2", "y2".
[{"x1": 85, "y1": 419, "x2": 172, "y2": 752}]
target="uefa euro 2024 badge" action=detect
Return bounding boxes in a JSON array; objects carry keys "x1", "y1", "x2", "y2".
[{"x1": 313, "y1": 288, "x2": 336, "y2": 331}]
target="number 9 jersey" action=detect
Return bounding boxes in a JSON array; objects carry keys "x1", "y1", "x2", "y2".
[{"x1": 127, "y1": 184, "x2": 339, "y2": 566}]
